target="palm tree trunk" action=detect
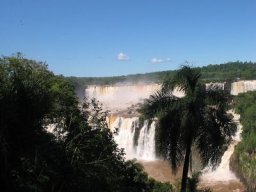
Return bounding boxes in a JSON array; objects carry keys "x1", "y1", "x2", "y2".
[{"x1": 180, "y1": 140, "x2": 192, "y2": 192}]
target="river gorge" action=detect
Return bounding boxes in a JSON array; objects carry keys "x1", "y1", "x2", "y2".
[{"x1": 85, "y1": 80, "x2": 256, "y2": 191}]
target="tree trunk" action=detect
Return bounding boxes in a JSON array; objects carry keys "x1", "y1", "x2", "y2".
[{"x1": 180, "y1": 140, "x2": 192, "y2": 192}]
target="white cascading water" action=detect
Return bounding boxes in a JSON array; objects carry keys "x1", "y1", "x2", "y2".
[
  {"x1": 110, "y1": 116, "x2": 156, "y2": 161},
  {"x1": 231, "y1": 80, "x2": 256, "y2": 95},
  {"x1": 201, "y1": 111, "x2": 242, "y2": 182},
  {"x1": 136, "y1": 120, "x2": 156, "y2": 160},
  {"x1": 86, "y1": 83, "x2": 161, "y2": 161}
]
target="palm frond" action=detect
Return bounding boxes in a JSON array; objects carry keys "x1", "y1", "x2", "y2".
[
  {"x1": 163, "y1": 66, "x2": 201, "y2": 95},
  {"x1": 205, "y1": 87, "x2": 230, "y2": 109},
  {"x1": 156, "y1": 109, "x2": 184, "y2": 172},
  {"x1": 139, "y1": 89, "x2": 178, "y2": 119},
  {"x1": 196, "y1": 107, "x2": 236, "y2": 167}
]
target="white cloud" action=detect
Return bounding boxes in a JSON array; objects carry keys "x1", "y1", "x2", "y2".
[
  {"x1": 151, "y1": 57, "x2": 163, "y2": 63},
  {"x1": 150, "y1": 57, "x2": 171, "y2": 64},
  {"x1": 117, "y1": 52, "x2": 129, "y2": 61}
]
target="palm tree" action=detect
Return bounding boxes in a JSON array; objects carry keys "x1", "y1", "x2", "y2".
[{"x1": 139, "y1": 66, "x2": 236, "y2": 192}]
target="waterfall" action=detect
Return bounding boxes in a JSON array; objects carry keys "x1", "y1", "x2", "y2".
[
  {"x1": 85, "y1": 82, "x2": 251, "y2": 181},
  {"x1": 85, "y1": 83, "x2": 184, "y2": 111},
  {"x1": 109, "y1": 116, "x2": 156, "y2": 161},
  {"x1": 231, "y1": 80, "x2": 256, "y2": 95},
  {"x1": 201, "y1": 111, "x2": 242, "y2": 182},
  {"x1": 136, "y1": 121, "x2": 156, "y2": 160},
  {"x1": 85, "y1": 84, "x2": 161, "y2": 111}
]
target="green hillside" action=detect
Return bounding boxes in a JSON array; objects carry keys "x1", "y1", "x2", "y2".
[
  {"x1": 67, "y1": 61, "x2": 256, "y2": 87},
  {"x1": 231, "y1": 91, "x2": 256, "y2": 191}
]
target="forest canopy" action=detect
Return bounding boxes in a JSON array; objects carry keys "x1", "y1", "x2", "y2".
[{"x1": 67, "y1": 61, "x2": 256, "y2": 87}]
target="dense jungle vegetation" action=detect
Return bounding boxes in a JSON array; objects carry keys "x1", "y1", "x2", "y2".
[
  {"x1": 0, "y1": 55, "x2": 175, "y2": 192},
  {"x1": 231, "y1": 91, "x2": 256, "y2": 192}
]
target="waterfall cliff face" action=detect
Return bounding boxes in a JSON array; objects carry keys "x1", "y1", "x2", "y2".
[
  {"x1": 85, "y1": 83, "x2": 184, "y2": 111},
  {"x1": 231, "y1": 80, "x2": 256, "y2": 95},
  {"x1": 85, "y1": 84, "x2": 161, "y2": 111},
  {"x1": 109, "y1": 116, "x2": 156, "y2": 160},
  {"x1": 85, "y1": 81, "x2": 256, "y2": 111},
  {"x1": 85, "y1": 84, "x2": 161, "y2": 160}
]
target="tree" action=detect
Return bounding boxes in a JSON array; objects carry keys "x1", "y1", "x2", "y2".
[
  {"x1": 140, "y1": 66, "x2": 236, "y2": 192},
  {"x1": 0, "y1": 54, "x2": 175, "y2": 192},
  {"x1": 0, "y1": 54, "x2": 80, "y2": 191},
  {"x1": 0, "y1": 54, "x2": 130, "y2": 191},
  {"x1": 231, "y1": 91, "x2": 256, "y2": 191}
]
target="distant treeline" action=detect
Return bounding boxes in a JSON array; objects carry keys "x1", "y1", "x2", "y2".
[
  {"x1": 67, "y1": 70, "x2": 173, "y2": 87},
  {"x1": 67, "y1": 61, "x2": 256, "y2": 88},
  {"x1": 199, "y1": 61, "x2": 256, "y2": 81}
]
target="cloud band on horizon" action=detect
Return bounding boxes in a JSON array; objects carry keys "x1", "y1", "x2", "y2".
[{"x1": 150, "y1": 57, "x2": 171, "y2": 64}]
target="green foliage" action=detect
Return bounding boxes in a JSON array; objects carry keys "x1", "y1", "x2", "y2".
[
  {"x1": 67, "y1": 70, "x2": 173, "y2": 87},
  {"x1": 232, "y1": 91, "x2": 256, "y2": 191},
  {"x1": 187, "y1": 172, "x2": 201, "y2": 192},
  {"x1": 68, "y1": 61, "x2": 256, "y2": 86},
  {"x1": 152, "y1": 182, "x2": 175, "y2": 192},
  {"x1": 174, "y1": 172, "x2": 212, "y2": 192},
  {"x1": 199, "y1": 61, "x2": 256, "y2": 81},
  {"x1": 187, "y1": 172, "x2": 212, "y2": 192},
  {"x1": 0, "y1": 55, "x2": 74, "y2": 191},
  {"x1": 0, "y1": 54, "x2": 174, "y2": 192}
]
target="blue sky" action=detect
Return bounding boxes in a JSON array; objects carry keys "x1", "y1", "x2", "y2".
[{"x1": 1, "y1": 0, "x2": 256, "y2": 77}]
